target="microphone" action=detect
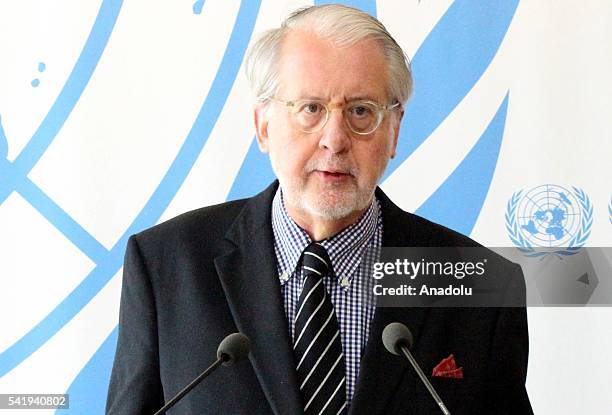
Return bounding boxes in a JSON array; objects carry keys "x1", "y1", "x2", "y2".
[
  {"x1": 152, "y1": 332, "x2": 250, "y2": 415},
  {"x1": 218, "y1": 332, "x2": 251, "y2": 366},
  {"x1": 382, "y1": 323, "x2": 451, "y2": 415}
]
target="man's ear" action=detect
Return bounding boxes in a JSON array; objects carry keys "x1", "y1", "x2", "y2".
[
  {"x1": 390, "y1": 108, "x2": 404, "y2": 159},
  {"x1": 254, "y1": 103, "x2": 270, "y2": 153}
]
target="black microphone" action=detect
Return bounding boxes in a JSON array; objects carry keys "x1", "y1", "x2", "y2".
[
  {"x1": 382, "y1": 323, "x2": 451, "y2": 415},
  {"x1": 152, "y1": 332, "x2": 251, "y2": 415}
]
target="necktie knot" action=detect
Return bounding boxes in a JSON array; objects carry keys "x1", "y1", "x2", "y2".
[{"x1": 302, "y1": 242, "x2": 331, "y2": 279}]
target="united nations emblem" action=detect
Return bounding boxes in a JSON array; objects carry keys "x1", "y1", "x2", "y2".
[{"x1": 505, "y1": 185, "x2": 592, "y2": 257}]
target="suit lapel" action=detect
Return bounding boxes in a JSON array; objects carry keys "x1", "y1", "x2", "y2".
[
  {"x1": 214, "y1": 182, "x2": 302, "y2": 415},
  {"x1": 350, "y1": 188, "x2": 430, "y2": 414}
]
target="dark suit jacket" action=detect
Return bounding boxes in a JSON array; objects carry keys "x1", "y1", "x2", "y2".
[{"x1": 106, "y1": 182, "x2": 533, "y2": 414}]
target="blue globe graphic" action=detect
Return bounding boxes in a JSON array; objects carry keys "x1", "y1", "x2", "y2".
[{"x1": 516, "y1": 184, "x2": 582, "y2": 248}]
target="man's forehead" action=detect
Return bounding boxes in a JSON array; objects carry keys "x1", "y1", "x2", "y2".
[{"x1": 277, "y1": 29, "x2": 389, "y2": 101}]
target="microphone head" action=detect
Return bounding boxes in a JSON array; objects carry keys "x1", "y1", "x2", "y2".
[
  {"x1": 382, "y1": 322, "x2": 414, "y2": 356},
  {"x1": 217, "y1": 333, "x2": 251, "y2": 366}
]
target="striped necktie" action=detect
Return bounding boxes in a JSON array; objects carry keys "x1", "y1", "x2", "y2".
[{"x1": 293, "y1": 242, "x2": 347, "y2": 415}]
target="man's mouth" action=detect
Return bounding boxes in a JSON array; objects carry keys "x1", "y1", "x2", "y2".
[
  {"x1": 315, "y1": 170, "x2": 353, "y2": 181},
  {"x1": 323, "y1": 169, "x2": 348, "y2": 175}
]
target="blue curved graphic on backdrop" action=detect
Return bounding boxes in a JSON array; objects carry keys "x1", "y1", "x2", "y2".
[
  {"x1": 192, "y1": 0, "x2": 206, "y2": 15},
  {"x1": 0, "y1": 0, "x2": 123, "y2": 205},
  {"x1": 0, "y1": 119, "x2": 106, "y2": 263},
  {"x1": 17, "y1": 176, "x2": 108, "y2": 263},
  {"x1": 228, "y1": 0, "x2": 377, "y2": 199},
  {"x1": 31, "y1": 62, "x2": 46, "y2": 88},
  {"x1": 416, "y1": 94, "x2": 509, "y2": 235},
  {"x1": 384, "y1": 0, "x2": 518, "y2": 180},
  {"x1": 62, "y1": 328, "x2": 118, "y2": 414},
  {"x1": 0, "y1": 0, "x2": 261, "y2": 377}
]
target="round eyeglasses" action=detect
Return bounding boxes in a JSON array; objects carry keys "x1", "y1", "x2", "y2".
[{"x1": 270, "y1": 98, "x2": 401, "y2": 135}]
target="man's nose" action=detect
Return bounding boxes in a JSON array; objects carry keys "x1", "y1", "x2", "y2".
[{"x1": 318, "y1": 109, "x2": 351, "y2": 154}]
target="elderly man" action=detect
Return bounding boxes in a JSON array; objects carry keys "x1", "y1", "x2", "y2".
[{"x1": 107, "y1": 5, "x2": 532, "y2": 414}]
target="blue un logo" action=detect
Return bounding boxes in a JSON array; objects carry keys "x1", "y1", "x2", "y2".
[{"x1": 506, "y1": 185, "x2": 592, "y2": 257}]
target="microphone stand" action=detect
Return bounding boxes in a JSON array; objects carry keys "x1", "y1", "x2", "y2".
[
  {"x1": 152, "y1": 355, "x2": 227, "y2": 415},
  {"x1": 399, "y1": 344, "x2": 451, "y2": 415}
]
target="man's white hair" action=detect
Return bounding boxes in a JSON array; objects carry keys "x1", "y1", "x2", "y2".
[{"x1": 244, "y1": 4, "x2": 413, "y2": 105}]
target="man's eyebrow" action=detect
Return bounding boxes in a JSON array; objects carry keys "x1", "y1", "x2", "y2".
[
  {"x1": 292, "y1": 95, "x2": 383, "y2": 102},
  {"x1": 345, "y1": 95, "x2": 382, "y2": 102},
  {"x1": 293, "y1": 95, "x2": 326, "y2": 101}
]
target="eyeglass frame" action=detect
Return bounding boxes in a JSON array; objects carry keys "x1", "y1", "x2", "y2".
[{"x1": 268, "y1": 97, "x2": 402, "y2": 136}]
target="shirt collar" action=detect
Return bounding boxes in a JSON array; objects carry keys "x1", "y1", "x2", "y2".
[
  {"x1": 272, "y1": 189, "x2": 310, "y2": 284},
  {"x1": 271, "y1": 187, "x2": 380, "y2": 291}
]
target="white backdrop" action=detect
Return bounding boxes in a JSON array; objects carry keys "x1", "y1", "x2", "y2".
[{"x1": 1, "y1": 1, "x2": 611, "y2": 413}]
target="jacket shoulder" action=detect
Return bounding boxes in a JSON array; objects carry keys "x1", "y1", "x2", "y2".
[{"x1": 132, "y1": 198, "x2": 249, "y2": 250}]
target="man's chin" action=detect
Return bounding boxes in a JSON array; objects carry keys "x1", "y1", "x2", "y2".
[
  {"x1": 301, "y1": 190, "x2": 371, "y2": 221},
  {"x1": 304, "y1": 203, "x2": 355, "y2": 221}
]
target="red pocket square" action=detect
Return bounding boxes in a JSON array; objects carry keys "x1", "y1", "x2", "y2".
[{"x1": 432, "y1": 354, "x2": 464, "y2": 378}]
